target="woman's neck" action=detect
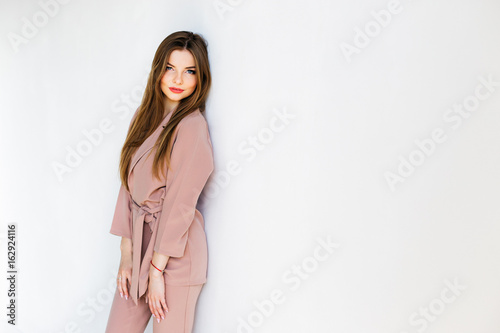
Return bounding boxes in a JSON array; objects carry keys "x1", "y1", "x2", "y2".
[{"x1": 164, "y1": 100, "x2": 178, "y2": 117}]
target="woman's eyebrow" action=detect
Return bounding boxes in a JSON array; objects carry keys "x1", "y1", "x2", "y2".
[{"x1": 167, "y1": 62, "x2": 196, "y2": 69}]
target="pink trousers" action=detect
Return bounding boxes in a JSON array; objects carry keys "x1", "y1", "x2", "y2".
[
  {"x1": 105, "y1": 283, "x2": 203, "y2": 333},
  {"x1": 106, "y1": 220, "x2": 204, "y2": 333}
]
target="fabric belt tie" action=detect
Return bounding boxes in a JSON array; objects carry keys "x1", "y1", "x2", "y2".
[{"x1": 129, "y1": 197, "x2": 163, "y2": 306}]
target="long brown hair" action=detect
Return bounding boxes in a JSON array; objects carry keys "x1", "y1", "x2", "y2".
[{"x1": 119, "y1": 31, "x2": 212, "y2": 192}]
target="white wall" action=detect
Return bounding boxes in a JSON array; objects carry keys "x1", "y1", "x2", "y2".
[{"x1": 1, "y1": 0, "x2": 500, "y2": 332}]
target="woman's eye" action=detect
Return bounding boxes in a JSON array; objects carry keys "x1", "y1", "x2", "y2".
[
  {"x1": 187, "y1": 70, "x2": 196, "y2": 75},
  {"x1": 166, "y1": 66, "x2": 173, "y2": 71}
]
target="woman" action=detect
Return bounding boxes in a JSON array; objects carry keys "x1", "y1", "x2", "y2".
[{"x1": 106, "y1": 31, "x2": 214, "y2": 333}]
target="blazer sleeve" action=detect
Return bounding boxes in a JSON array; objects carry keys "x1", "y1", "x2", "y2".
[
  {"x1": 108, "y1": 107, "x2": 140, "y2": 239},
  {"x1": 109, "y1": 184, "x2": 133, "y2": 239},
  {"x1": 153, "y1": 115, "x2": 214, "y2": 258}
]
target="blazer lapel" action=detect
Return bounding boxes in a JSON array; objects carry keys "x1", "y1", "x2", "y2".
[{"x1": 128, "y1": 111, "x2": 174, "y2": 177}]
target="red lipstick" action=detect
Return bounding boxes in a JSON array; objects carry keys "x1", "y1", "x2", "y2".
[{"x1": 169, "y1": 87, "x2": 184, "y2": 93}]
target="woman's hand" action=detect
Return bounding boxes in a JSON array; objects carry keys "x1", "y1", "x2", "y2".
[
  {"x1": 117, "y1": 252, "x2": 133, "y2": 300},
  {"x1": 146, "y1": 270, "x2": 169, "y2": 323}
]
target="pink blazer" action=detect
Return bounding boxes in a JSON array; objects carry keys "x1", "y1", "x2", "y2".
[{"x1": 109, "y1": 108, "x2": 214, "y2": 306}]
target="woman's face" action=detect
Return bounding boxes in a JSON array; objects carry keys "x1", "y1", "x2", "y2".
[{"x1": 160, "y1": 49, "x2": 197, "y2": 111}]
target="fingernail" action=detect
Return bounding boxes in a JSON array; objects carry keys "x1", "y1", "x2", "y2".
[
  {"x1": 120, "y1": 292, "x2": 123, "y2": 298},
  {"x1": 125, "y1": 295, "x2": 128, "y2": 300},
  {"x1": 152, "y1": 314, "x2": 155, "y2": 318},
  {"x1": 157, "y1": 318, "x2": 160, "y2": 323},
  {"x1": 161, "y1": 315, "x2": 164, "y2": 320}
]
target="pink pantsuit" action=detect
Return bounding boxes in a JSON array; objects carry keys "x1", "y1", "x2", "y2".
[{"x1": 106, "y1": 108, "x2": 214, "y2": 332}]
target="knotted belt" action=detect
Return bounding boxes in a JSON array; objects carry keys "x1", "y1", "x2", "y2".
[{"x1": 129, "y1": 197, "x2": 163, "y2": 306}]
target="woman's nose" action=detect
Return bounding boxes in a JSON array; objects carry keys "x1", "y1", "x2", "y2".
[{"x1": 173, "y1": 72, "x2": 182, "y2": 84}]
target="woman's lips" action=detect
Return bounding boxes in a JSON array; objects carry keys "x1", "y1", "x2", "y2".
[{"x1": 169, "y1": 87, "x2": 184, "y2": 93}]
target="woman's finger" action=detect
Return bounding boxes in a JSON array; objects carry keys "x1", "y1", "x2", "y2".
[
  {"x1": 160, "y1": 297, "x2": 169, "y2": 313},
  {"x1": 148, "y1": 293, "x2": 154, "y2": 314},
  {"x1": 152, "y1": 302, "x2": 159, "y2": 322},
  {"x1": 149, "y1": 293, "x2": 157, "y2": 319},
  {"x1": 121, "y1": 274, "x2": 130, "y2": 299},
  {"x1": 117, "y1": 276, "x2": 123, "y2": 298},
  {"x1": 155, "y1": 298, "x2": 165, "y2": 320}
]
